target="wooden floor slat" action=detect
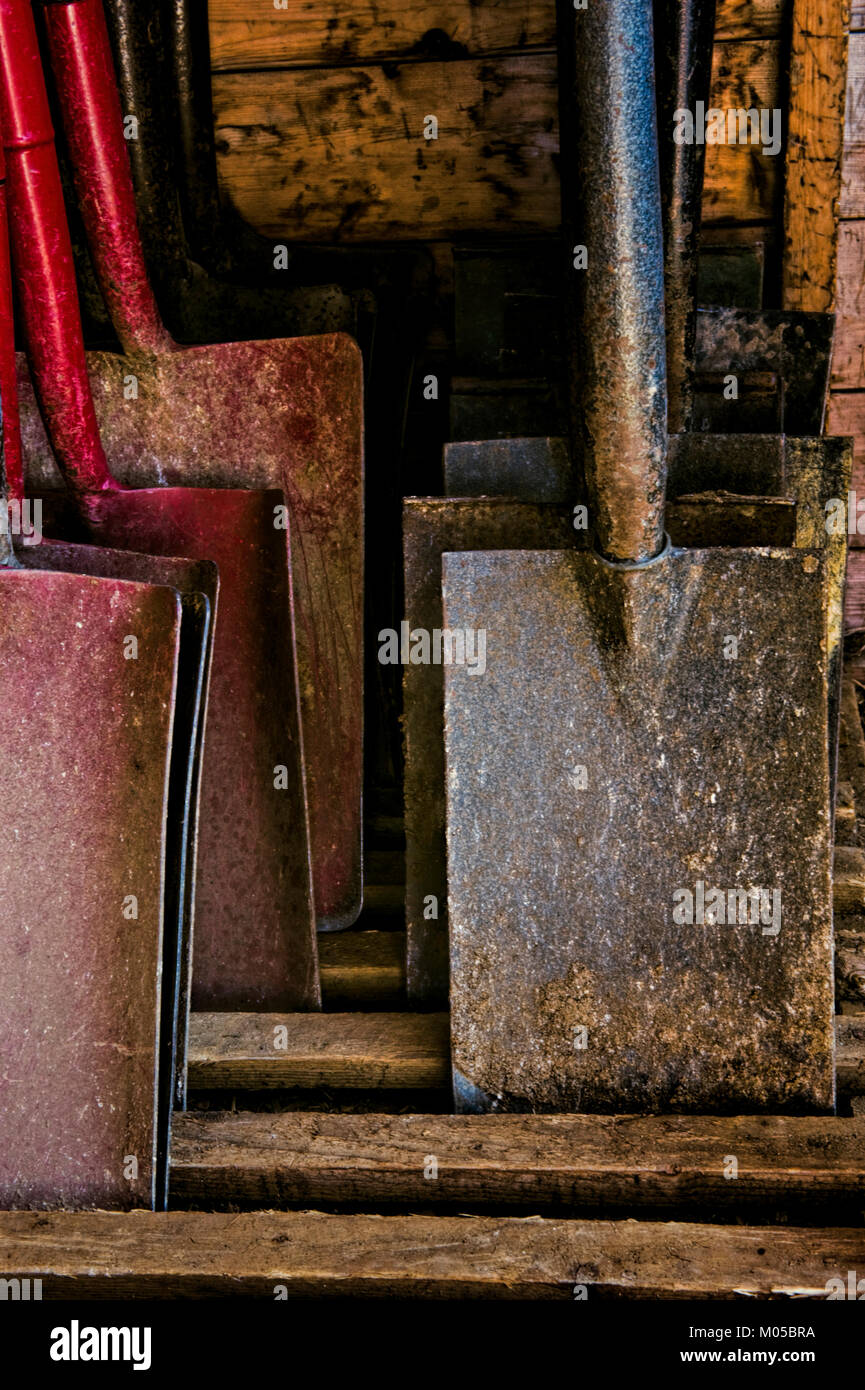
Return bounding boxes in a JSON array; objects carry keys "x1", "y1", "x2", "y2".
[
  {"x1": 188, "y1": 1011, "x2": 865, "y2": 1097},
  {"x1": 187, "y1": 1012, "x2": 448, "y2": 1090},
  {"x1": 1, "y1": 1210, "x2": 862, "y2": 1298},
  {"x1": 170, "y1": 1111, "x2": 865, "y2": 1209}
]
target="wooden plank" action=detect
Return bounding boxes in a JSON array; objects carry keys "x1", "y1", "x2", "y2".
[
  {"x1": 840, "y1": 679, "x2": 865, "y2": 825},
  {"x1": 213, "y1": 44, "x2": 780, "y2": 242},
  {"x1": 834, "y1": 845, "x2": 865, "y2": 910},
  {"x1": 837, "y1": 1014, "x2": 865, "y2": 1095},
  {"x1": 829, "y1": 222, "x2": 865, "y2": 389},
  {"x1": 187, "y1": 1012, "x2": 449, "y2": 1089},
  {"x1": 840, "y1": 33, "x2": 865, "y2": 216},
  {"x1": 170, "y1": 1111, "x2": 865, "y2": 1209},
  {"x1": 188, "y1": 1010, "x2": 864, "y2": 1100},
  {"x1": 783, "y1": 0, "x2": 849, "y2": 313},
  {"x1": 209, "y1": 0, "x2": 784, "y2": 72},
  {"x1": 1, "y1": 1210, "x2": 862, "y2": 1298},
  {"x1": 319, "y1": 931, "x2": 406, "y2": 1004}
]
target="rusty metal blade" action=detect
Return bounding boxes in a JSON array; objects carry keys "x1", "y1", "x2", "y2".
[
  {"x1": 58, "y1": 485, "x2": 320, "y2": 1013},
  {"x1": 443, "y1": 546, "x2": 834, "y2": 1113},
  {"x1": 0, "y1": 569, "x2": 181, "y2": 1208},
  {"x1": 17, "y1": 540, "x2": 217, "y2": 1204},
  {"x1": 18, "y1": 332, "x2": 364, "y2": 932}
]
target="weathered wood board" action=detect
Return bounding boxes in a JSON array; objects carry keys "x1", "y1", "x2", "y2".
[
  {"x1": 209, "y1": 0, "x2": 785, "y2": 71},
  {"x1": 783, "y1": 0, "x2": 849, "y2": 312},
  {"x1": 1, "y1": 1210, "x2": 863, "y2": 1297},
  {"x1": 212, "y1": 43, "x2": 781, "y2": 241},
  {"x1": 188, "y1": 1012, "x2": 450, "y2": 1089},
  {"x1": 171, "y1": 1110, "x2": 865, "y2": 1210}
]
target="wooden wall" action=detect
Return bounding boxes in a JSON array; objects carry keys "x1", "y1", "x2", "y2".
[
  {"x1": 209, "y1": 0, "x2": 788, "y2": 241},
  {"x1": 830, "y1": 3, "x2": 865, "y2": 637}
]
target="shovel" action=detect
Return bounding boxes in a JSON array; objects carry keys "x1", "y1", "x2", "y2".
[
  {"x1": 0, "y1": 0, "x2": 319, "y2": 1010},
  {"x1": 23, "y1": 0, "x2": 364, "y2": 935},
  {"x1": 0, "y1": 95, "x2": 216, "y2": 1207},
  {"x1": 443, "y1": 0, "x2": 834, "y2": 1114},
  {"x1": 0, "y1": 122, "x2": 186, "y2": 1208}
]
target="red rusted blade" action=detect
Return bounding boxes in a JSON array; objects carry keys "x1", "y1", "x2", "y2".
[
  {"x1": 0, "y1": 568, "x2": 181, "y2": 1209},
  {"x1": 18, "y1": 334, "x2": 364, "y2": 931},
  {"x1": 65, "y1": 484, "x2": 319, "y2": 1012},
  {"x1": 17, "y1": 540, "x2": 217, "y2": 1203}
]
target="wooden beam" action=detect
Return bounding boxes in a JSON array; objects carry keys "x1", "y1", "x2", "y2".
[
  {"x1": 840, "y1": 31, "x2": 865, "y2": 215},
  {"x1": 783, "y1": 0, "x2": 850, "y2": 313},
  {"x1": 188, "y1": 1011, "x2": 865, "y2": 1098},
  {"x1": 208, "y1": 0, "x2": 784, "y2": 72},
  {"x1": 837, "y1": 1015, "x2": 865, "y2": 1097},
  {"x1": 212, "y1": 43, "x2": 780, "y2": 242},
  {"x1": 170, "y1": 1111, "x2": 865, "y2": 1209},
  {"x1": 1, "y1": 1210, "x2": 862, "y2": 1297},
  {"x1": 829, "y1": 221, "x2": 865, "y2": 390},
  {"x1": 834, "y1": 845, "x2": 865, "y2": 910},
  {"x1": 319, "y1": 931, "x2": 406, "y2": 1005},
  {"x1": 187, "y1": 1012, "x2": 449, "y2": 1090}
]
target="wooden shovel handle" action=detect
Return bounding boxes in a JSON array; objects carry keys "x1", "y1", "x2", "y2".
[
  {"x1": 0, "y1": 0, "x2": 118, "y2": 500},
  {"x1": 41, "y1": 0, "x2": 173, "y2": 357}
]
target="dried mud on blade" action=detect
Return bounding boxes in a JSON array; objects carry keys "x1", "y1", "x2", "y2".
[
  {"x1": 23, "y1": 0, "x2": 363, "y2": 932},
  {"x1": 0, "y1": 0, "x2": 319, "y2": 1009},
  {"x1": 443, "y1": 0, "x2": 834, "y2": 1113},
  {"x1": 404, "y1": 499, "x2": 577, "y2": 1004},
  {"x1": 444, "y1": 547, "x2": 833, "y2": 1112}
]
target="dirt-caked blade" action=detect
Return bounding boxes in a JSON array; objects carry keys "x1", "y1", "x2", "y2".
[
  {"x1": 403, "y1": 498, "x2": 576, "y2": 1004},
  {"x1": 443, "y1": 546, "x2": 834, "y2": 1113}
]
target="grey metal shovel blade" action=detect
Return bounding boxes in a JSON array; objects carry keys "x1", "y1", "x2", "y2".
[{"x1": 444, "y1": 546, "x2": 834, "y2": 1114}]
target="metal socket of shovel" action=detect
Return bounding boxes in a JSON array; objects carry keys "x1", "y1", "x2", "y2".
[
  {"x1": 0, "y1": 102, "x2": 216, "y2": 1207},
  {"x1": 22, "y1": 0, "x2": 364, "y2": 936},
  {"x1": 0, "y1": 0, "x2": 321, "y2": 1009},
  {"x1": 443, "y1": 0, "x2": 834, "y2": 1114}
]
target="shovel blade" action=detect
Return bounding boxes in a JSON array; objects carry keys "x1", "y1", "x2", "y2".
[
  {"x1": 18, "y1": 332, "x2": 364, "y2": 930},
  {"x1": 73, "y1": 486, "x2": 319, "y2": 1012},
  {"x1": 0, "y1": 569, "x2": 181, "y2": 1208},
  {"x1": 444, "y1": 547, "x2": 834, "y2": 1113}
]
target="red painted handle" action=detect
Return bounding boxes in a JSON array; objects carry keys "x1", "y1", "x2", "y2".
[
  {"x1": 0, "y1": 112, "x2": 23, "y2": 508},
  {"x1": 0, "y1": 0, "x2": 116, "y2": 498},
  {"x1": 41, "y1": 0, "x2": 172, "y2": 357}
]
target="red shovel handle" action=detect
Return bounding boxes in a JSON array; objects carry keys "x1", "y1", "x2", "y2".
[
  {"x1": 41, "y1": 0, "x2": 172, "y2": 357},
  {"x1": 0, "y1": 0, "x2": 118, "y2": 500}
]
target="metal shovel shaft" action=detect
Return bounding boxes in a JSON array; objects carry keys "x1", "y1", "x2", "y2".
[{"x1": 563, "y1": 0, "x2": 668, "y2": 563}]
